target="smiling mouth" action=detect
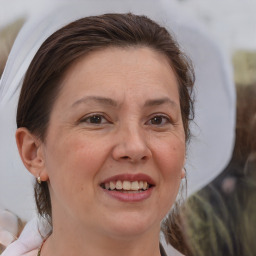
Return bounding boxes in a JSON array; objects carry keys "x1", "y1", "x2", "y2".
[{"x1": 100, "y1": 180, "x2": 153, "y2": 192}]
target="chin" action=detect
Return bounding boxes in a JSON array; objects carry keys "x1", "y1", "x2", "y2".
[{"x1": 102, "y1": 211, "x2": 161, "y2": 239}]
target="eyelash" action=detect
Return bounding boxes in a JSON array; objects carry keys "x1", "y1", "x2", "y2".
[
  {"x1": 79, "y1": 113, "x2": 172, "y2": 127},
  {"x1": 80, "y1": 113, "x2": 110, "y2": 125},
  {"x1": 145, "y1": 114, "x2": 172, "y2": 126}
]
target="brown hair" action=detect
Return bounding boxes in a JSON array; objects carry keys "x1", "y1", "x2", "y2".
[{"x1": 16, "y1": 13, "x2": 194, "y2": 239}]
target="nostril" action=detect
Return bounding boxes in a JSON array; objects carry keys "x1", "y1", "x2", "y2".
[
  {"x1": 120, "y1": 155, "x2": 148, "y2": 162},
  {"x1": 112, "y1": 142, "x2": 152, "y2": 162}
]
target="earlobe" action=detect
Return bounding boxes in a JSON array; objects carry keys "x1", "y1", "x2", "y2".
[
  {"x1": 181, "y1": 156, "x2": 186, "y2": 179},
  {"x1": 15, "y1": 128, "x2": 48, "y2": 181},
  {"x1": 181, "y1": 167, "x2": 186, "y2": 179}
]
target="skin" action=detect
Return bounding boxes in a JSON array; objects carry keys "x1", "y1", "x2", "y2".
[{"x1": 16, "y1": 46, "x2": 185, "y2": 256}]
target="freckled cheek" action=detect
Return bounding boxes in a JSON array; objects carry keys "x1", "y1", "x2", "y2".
[
  {"x1": 156, "y1": 143, "x2": 185, "y2": 210},
  {"x1": 46, "y1": 137, "x2": 98, "y2": 182},
  {"x1": 58, "y1": 137, "x2": 111, "y2": 179},
  {"x1": 47, "y1": 142, "x2": 105, "y2": 207},
  {"x1": 154, "y1": 141, "x2": 185, "y2": 179},
  {"x1": 154, "y1": 142, "x2": 185, "y2": 219}
]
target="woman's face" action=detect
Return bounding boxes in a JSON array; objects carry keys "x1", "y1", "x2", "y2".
[{"x1": 41, "y1": 46, "x2": 185, "y2": 238}]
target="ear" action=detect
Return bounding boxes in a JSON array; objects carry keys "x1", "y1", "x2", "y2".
[{"x1": 15, "y1": 127, "x2": 48, "y2": 182}]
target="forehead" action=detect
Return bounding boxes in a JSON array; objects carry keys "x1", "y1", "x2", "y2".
[{"x1": 56, "y1": 46, "x2": 179, "y2": 107}]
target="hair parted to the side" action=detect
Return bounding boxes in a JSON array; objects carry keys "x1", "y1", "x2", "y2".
[{"x1": 16, "y1": 13, "x2": 195, "y2": 249}]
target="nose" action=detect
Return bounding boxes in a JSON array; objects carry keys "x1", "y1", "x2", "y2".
[{"x1": 112, "y1": 125, "x2": 152, "y2": 163}]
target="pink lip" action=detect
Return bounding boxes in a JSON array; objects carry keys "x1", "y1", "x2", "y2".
[
  {"x1": 101, "y1": 173, "x2": 155, "y2": 185},
  {"x1": 103, "y1": 187, "x2": 154, "y2": 202},
  {"x1": 100, "y1": 173, "x2": 155, "y2": 202}
]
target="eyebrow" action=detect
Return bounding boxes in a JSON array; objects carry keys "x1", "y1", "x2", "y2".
[
  {"x1": 72, "y1": 96, "x2": 177, "y2": 109},
  {"x1": 144, "y1": 97, "x2": 178, "y2": 108},
  {"x1": 72, "y1": 96, "x2": 118, "y2": 108}
]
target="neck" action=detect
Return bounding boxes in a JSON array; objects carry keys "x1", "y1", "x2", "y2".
[
  {"x1": 41, "y1": 218, "x2": 160, "y2": 256},
  {"x1": 42, "y1": 225, "x2": 162, "y2": 256}
]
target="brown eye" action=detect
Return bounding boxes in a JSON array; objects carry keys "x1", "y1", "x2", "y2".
[
  {"x1": 89, "y1": 115, "x2": 103, "y2": 124},
  {"x1": 81, "y1": 114, "x2": 109, "y2": 125},
  {"x1": 151, "y1": 116, "x2": 163, "y2": 125},
  {"x1": 147, "y1": 115, "x2": 171, "y2": 126}
]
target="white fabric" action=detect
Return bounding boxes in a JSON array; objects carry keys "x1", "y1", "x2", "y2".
[
  {"x1": 0, "y1": 210, "x2": 19, "y2": 247},
  {"x1": 0, "y1": 1, "x2": 235, "y2": 255},
  {"x1": 0, "y1": 210, "x2": 19, "y2": 239},
  {"x1": 1, "y1": 217, "x2": 49, "y2": 256}
]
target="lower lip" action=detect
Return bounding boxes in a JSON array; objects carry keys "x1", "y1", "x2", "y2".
[{"x1": 102, "y1": 187, "x2": 153, "y2": 202}]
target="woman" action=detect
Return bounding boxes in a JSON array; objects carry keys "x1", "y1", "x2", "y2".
[
  {"x1": 1, "y1": 12, "x2": 194, "y2": 256},
  {"x1": 0, "y1": 2, "x2": 236, "y2": 221}
]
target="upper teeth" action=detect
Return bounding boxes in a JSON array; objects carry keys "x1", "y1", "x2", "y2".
[{"x1": 103, "y1": 180, "x2": 149, "y2": 191}]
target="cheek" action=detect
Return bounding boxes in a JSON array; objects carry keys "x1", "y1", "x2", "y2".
[
  {"x1": 162, "y1": 144, "x2": 184, "y2": 189},
  {"x1": 152, "y1": 137, "x2": 185, "y2": 210},
  {"x1": 154, "y1": 137, "x2": 185, "y2": 175},
  {"x1": 44, "y1": 134, "x2": 111, "y2": 217},
  {"x1": 44, "y1": 133, "x2": 108, "y2": 193}
]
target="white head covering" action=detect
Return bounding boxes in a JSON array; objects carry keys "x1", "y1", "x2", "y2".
[{"x1": 0, "y1": 1, "x2": 235, "y2": 255}]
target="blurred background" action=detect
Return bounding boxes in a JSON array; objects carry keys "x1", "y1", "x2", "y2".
[{"x1": 1, "y1": 0, "x2": 256, "y2": 68}]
